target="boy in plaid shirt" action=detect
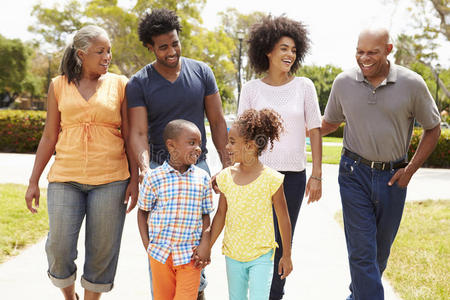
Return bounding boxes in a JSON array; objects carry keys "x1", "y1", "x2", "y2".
[{"x1": 137, "y1": 119, "x2": 213, "y2": 300}]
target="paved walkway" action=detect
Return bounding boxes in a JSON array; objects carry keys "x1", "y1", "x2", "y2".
[{"x1": 0, "y1": 143, "x2": 449, "y2": 299}]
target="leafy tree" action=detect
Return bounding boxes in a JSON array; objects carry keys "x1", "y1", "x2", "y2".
[
  {"x1": 295, "y1": 64, "x2": 343, "y2": 114},
  {"x1": 28, "y1": 0, "x2": 88, "y2": 49},
  {"x1": 394, "y1": 33, "x2": 450, "y2": 110},
  {"x1": 389, "y1": 0, "x2": 450, "y2": 105},
  {"x1": 28, "y1": 0, "x2": 236, "y2": 107},
  {"x1": 0, "y1": 35, "x2": 30, "y2": 94},
  {"x1": 218, "y1": 8, "x2": 266, "y2": 85}
]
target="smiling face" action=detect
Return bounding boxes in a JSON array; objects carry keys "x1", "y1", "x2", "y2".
[
  {"x1": 166, "y1": 125, "x2": 202, "y2": 172},
  {"x1": 226, "y1": 124, "x2": 258, "y2": 164},
  {"x1": 78, "y1": 35, "x2": 111, "y2": 76},
  {"x1": 266, "y1": 36, "x2": 297, "y2": 74},
  {"x1": 148, "y1": 29, "x2": 181, "y2": 69},
  {"x1": 356, "y1": 29, "x2": 392, "y2": 84}
]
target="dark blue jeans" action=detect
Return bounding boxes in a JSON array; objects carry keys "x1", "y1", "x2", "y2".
[
  {"x1": 270, "y1": 170, "x2": 306, "y2": 300},
  {"x1": 339, "y1": 155, "x2": 407, "y2": 300}
]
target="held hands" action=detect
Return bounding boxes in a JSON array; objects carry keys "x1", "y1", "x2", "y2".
[
  {"x1": 278, "y1": 255, "x2": 293, "y2": 280},
  {"x1": 305, "y1": 176, "x2": 322, "y2": 204},
  {"x1": 388, "y1": 167, "x2": 412, "y2": 188},
  {"x1": 25, "y1": 183, "x2": 40, "y2": 214},
  {"x1": 210, "y1": 172, "x2": 220, "y2": 194},
  {"x1": 192, "y1": 243, "x2": 211, "y2": 269}
]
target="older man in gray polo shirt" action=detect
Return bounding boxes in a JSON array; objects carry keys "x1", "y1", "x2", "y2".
[{"x1": 322, "y1": 28, "x2": 440, "y2": 300}]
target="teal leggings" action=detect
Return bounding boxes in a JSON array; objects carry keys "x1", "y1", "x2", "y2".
[{"x1": 225, "y1": 250, "x2": 274, "y2": 300}]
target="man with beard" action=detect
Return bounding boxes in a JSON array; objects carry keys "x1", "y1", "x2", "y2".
[
  {"x1": 126, "y1": 8, "x2": 229, "y2": 300},
  {"x1": 321, "y1": 28, "x2": 440, "y2": 300}
]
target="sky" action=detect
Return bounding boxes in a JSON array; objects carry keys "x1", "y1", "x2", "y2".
[{"x1": 1, "y1": 0, "x2": 449, "y2": 70}]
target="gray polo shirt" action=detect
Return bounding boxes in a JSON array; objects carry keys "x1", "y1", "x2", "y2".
[{"x1": 324, "y1": 63, "x2": 440, "y2": 162}]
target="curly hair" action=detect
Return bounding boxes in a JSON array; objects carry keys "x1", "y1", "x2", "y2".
[
  {"x1": 236, "y1": 109, "x2": 284, "y2": 156},
  {"x1": 247, "y1": 15, "x2": 310, "y2": 74},
  {"x1": 138, "y1": 8, "x2": 182, "y2": 46}
]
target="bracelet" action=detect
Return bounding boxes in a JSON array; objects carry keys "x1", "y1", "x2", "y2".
[{"x1": 310, "y1": 175, "x2": 322, "y2": 181}]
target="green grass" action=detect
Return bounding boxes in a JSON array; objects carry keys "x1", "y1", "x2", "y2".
[
  {"x1": 323, "y1": 136, "x2": 343, "y2": 143},
  {"x1": 307, "y1": 144, "x2": 343, "y2": 164},
  {"x1": 335, "y1": 200, "x2": 450, "y2": 300},
  {"x1": 0, "y1": 184, "x2": 48, "y2": 263}
]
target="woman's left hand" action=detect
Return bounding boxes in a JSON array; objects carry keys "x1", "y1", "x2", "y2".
[
  {"x1": 124, "y1": 178, "x2": 138, "y2": 213},
  {"x1": 305, "y1": 176, "x2": 322, "y2": 203}
]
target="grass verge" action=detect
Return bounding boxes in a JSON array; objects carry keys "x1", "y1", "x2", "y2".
[
  {"x1": 323, "y1": 136, "x2": 343, "y2": 143},
  {"x1": 0, "y1": 184, "x2": 48, "y2": 263},
  {"x1": 307, "y1": 144, "x2": 342, "y2": 164},
  {"x1": 335, "y1": 200, "x2": 450, "y2": 300}
]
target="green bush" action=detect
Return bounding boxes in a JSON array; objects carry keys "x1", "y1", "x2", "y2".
[
  {"x1": 408, "y1": 128, "x2": 449, "y2": 168},
  {"x1": 0, "y1": 110, "x2": 45, "y2": 153},
  {"x1": 325, "y1": 123, "x2": 345, "y2": 138}
]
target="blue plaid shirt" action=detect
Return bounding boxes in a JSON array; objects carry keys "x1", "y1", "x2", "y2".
[{"x1": 138, "y1": 161, "x2": 214, "y2": 266}]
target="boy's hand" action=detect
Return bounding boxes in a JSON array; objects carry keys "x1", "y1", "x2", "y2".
[
  {"x1": 278, "y1": 255, "x2": 293, "y2": 280},
  {"x1": 192, "y1": 244, "x2": 211, "y2": 269},
  {"x1": 210, "y1": 173, "x2": 221, "y2": 194}
]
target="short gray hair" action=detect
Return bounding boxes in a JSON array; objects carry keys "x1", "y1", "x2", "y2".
[{"x1": 59, "y1": 25, "x2": 109, "y2": 84}]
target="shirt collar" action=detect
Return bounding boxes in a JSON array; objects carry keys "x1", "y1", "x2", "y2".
[
  {"x1": 355, "y1": 60, "x2": 397, "y2": 84},
  {"x1": 162, "y1": 160, "x2": 195, "y2": 175}
]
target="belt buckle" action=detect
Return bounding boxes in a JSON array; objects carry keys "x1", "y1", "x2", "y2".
[{"x1": 371, "y1": 161, "x2": 387, "y2": 170}]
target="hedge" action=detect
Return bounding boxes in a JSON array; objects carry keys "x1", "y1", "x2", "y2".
[
  {"x1": 325, "y1": 123, "x2": 345, "y2": 138},
  {"x1": 0, "y1": 110, "x2": 45, "y2": 153},
  {"x1": 325, "y1": 123, "x2": 449, "y2": 168},
  {"x1": 408, "y1": 128, "x2": 449, "y2": 168},
  {"x1": 1, "y1": 110, "x2": 449, "y2": 168}
]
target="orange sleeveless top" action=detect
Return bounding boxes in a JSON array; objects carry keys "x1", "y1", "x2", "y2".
[{"x1": 47, "y1": 73, "x2": 130, "y2": 185}]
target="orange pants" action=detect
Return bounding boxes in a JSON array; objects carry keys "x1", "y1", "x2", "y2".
[{"x1": 149, "y1": 254, "x2": 201, "y2": 300}]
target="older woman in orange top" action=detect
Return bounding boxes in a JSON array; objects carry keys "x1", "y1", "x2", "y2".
[{"x1": 25, "y1": 25, "x2": 138, "y2": 300}]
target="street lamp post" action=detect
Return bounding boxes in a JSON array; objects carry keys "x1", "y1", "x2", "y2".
[
  {"x1": 236, "y1": 30, "x2": 244, "y2": 110},
  {"x1": 435, "y1": 63, "x2": 441, "y2": 111}
]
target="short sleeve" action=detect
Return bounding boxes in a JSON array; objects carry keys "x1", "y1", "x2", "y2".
[
  {"x1": 303, "y1": 78, "x2": 322, "y2": 130},
  {"x1": 215, "y1": 168, "x2": 229, "y2": 195},
  {"x1": 268, "y1": 169, "x2": 284, "y2": 196},
  {"x1": 126, "y1": 74, "x2": 146, "y2": 108},
  {"x1": 324, "y1": 77, "x2": 345, "y2": 123},
  {"x1": 237, "y1": 82, "x2": 253, "y2": 116},
  {"x1": 203, "y1": 63, "x2": 219, "y2": 96},
  {"x1": 138, "y1": 171, "x2": 157, "y2": 211},
  {"x1": 412, "y1": 77, "x2": 440, "y2": 129},
  {"x1": 201, "y1": 175, "x2": 214, "y2": 214}
]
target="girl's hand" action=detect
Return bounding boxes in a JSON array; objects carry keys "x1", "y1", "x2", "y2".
[
  {"x1": 210, "y1": 173, "x2": 221, "y2": 194},
  {"x1": 192, "y1": 243, "x2": 211, "y2": 269},
  {"x1": 305, "y1": 176, "x2": 322, "y2": 203},
  {"x1": 124, "y1": 179, "x2": 138, "y2": 213},
  {"x1": 25, "y1": 183, "x2": 40, "y2": 214},
  {"x1": 278, "y1": 255, "x2": 293, "y2": 280}
]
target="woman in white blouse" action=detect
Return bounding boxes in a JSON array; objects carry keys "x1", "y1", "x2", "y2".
[{"x1": 238, "y1": 15, "x2": 323, "y2": 300}]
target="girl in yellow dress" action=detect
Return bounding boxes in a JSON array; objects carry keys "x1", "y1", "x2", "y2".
[{"x1": 210, "y1": 108, "x2": 292, "y2": 300}]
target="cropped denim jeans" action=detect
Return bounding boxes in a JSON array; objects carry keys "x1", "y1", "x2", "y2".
[
  {"x1": 46, "y1": 179, "x2": 128, "y2": 293},
  {"x1": 339, "y1": 155, "x2": 407, "y2": 300}
]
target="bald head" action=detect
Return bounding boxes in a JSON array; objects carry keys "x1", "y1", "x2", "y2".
[
  {"x1": 358, "y1": 28, "x2": 391, "y2": 46},
  {"x1": 355, "y1": 27, "x2": 393, "y2": 85}
]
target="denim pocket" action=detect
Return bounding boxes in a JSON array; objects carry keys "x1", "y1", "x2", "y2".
[{"x1": 339, "y1": 158, "x2": 355, "y2": 176}]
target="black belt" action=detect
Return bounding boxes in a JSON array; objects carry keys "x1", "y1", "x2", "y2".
[{"x1": 342, "y1": 148, "x2": 408, "y2": 171}]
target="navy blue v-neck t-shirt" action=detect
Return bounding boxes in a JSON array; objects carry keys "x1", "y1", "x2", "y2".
[{"x1": 126, "y1": 57, "x2": 219, "y2": 164}]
